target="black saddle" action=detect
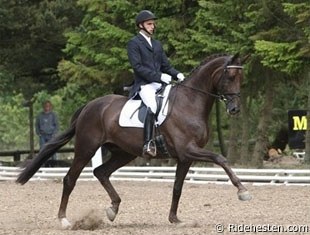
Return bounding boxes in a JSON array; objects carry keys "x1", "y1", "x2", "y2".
[{"x1": 132, "y1": 86, "x2": 166, "y2": 123}]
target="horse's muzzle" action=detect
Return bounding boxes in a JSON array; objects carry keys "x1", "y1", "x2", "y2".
[
  {"x1": 224, "y1": 95, "x2": 241, "y2": 115},
  {"x1": 227, "y1": 106, "x2": 240, "y2": 115}
]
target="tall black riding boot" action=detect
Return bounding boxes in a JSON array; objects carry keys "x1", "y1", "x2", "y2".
[{"x1": 142, "y1": 108, "x2": 156, "y2": 157}]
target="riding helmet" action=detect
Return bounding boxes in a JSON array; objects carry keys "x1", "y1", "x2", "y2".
[{"x1": 135, "y1": 10, "x2": 157, "y2": 26}]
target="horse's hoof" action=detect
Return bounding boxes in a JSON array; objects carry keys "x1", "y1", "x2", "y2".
[
  {"x1": 106, "y1": 207, "x2": 117, "y2": 222},
  {"x1": 238, "y1": 190, "x2": 252, "y2": 201},
  {"x1": 60, "y1": 218, "x2": 72, "y2": 229},
  {"x1": 169, "y1": 215, "x2": 181, "y2": 224}
]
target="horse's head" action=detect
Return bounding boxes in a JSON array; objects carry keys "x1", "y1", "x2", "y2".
[
  {"x1": 214, "y1": 54, "x2": 243, "y2": 115},
  {"x1": 179, "y1": 53, "x2": 245, "y2": 115}
]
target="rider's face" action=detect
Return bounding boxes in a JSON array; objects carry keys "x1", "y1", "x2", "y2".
[{"x1": 141, "y1": 19, "x2": 155, "y2": 35}]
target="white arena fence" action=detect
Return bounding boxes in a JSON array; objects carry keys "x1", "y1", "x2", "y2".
[{"x1": 0, "y1": 166, "x2": 310, "y2": 186}]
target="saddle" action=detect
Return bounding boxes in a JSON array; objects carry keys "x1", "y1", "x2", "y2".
[
  {"x1": 119, "y1": 85, "x2": 172, "y2": 128},
  {"x1": 135, "y1": 86, "x2": 166, "y2": 123},
  {"x1": 119, "y1": 85, "x2": 172, "y2": 157}
]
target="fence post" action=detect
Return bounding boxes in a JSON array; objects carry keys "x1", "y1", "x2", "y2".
[
  {"x1": 29, "y1": 101, "x2": 35, "y2": 159},
  {"x1": 13, "y1": 152, "x2": 21, "y2": 162},
  {"x1": 23, "y1": 99, "x2": 35, "y2": 159}
]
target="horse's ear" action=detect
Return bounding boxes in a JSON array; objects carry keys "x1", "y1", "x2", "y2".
[
  {"x1": 230, "y1": 53, "x2": 240, "y2": 64},
  {"x1": 240, "y1": 54, "x2": 251, "y2": 64}
]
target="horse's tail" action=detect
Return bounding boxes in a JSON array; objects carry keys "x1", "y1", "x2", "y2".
[{"x1": 16, "y1": 105, "x2": 85, "y2": 185}]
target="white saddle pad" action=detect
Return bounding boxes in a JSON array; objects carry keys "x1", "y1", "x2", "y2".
[{"x1": 119, "y1": 85, "x2": 172, "y2": 128}]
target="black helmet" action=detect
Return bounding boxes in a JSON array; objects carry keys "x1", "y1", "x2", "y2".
[{"x1": 135, "y1": 10, "x2": 157, "y2": 26}]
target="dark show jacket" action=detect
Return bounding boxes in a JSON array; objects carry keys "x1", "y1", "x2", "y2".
[{"x1": 127, "y1": 33, "x2": 180, "y2": 97}]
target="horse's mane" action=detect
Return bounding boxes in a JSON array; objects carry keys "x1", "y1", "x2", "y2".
[{"x1": 188, "y1": 53, "x2": 229, "y2": 77}]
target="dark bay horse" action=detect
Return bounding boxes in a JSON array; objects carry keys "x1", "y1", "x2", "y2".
[{"x1": 17, "y1": 53, "x2": 251, "y2": 229}]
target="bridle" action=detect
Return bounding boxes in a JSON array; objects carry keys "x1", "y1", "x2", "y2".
[{"x1": 177, "y1": 65, "x2": 243, "y2": 104}]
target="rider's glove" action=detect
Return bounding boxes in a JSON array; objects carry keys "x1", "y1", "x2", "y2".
[
  {"x1": 161, "y1": 73, "x2": 172, "y2": 84},
  {"x1": 177, "y1": 73, "x2": 185, "y2": 82}
]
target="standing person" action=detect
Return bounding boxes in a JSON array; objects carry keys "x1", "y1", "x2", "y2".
[
  {"x1": 127, "y1": 10, "x2": 185, "y2": 157},
  {"x1": 35, "y1": 100, "x2": 59, "y2": 160}
]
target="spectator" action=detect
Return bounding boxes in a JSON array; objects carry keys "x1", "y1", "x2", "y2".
[{"x1": 35, "y1": 100, "x2": 59, "y2": 160}]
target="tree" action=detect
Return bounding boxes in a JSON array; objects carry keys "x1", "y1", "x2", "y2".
[
  {"x1": 58, "y1": 1, "x2": 136, "y2": 94},
  {"x1": 0, "y1": 95, "x2": 29, "y2": 149},
  {"x1": 58, "y1": 0, "x2": 198, "y2": 97},
  {"x1": 249, "y1": 0, "x2": 310, "y2": 166},
  {"x1": 0, "y1": 0, "x2": 83, "y2": 150},
  {"x1": 0, "y1": 0, "x2": 83, "y2": 98},
  {"x1": 173, "y1": 0, "x2": 258, "y2": 162},
  {"x1": 2, "y1": 0, "x2": 309, "y2": 167},
  {"x1": 282, "y1": 1, "x2": 310, "y2": 163}
]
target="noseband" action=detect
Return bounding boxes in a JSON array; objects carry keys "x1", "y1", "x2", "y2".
[{"x1": 178, "y1": 65, "x2": 243, "y2": 103}]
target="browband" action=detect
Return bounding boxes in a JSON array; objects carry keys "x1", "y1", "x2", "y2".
[{"x1": 226, "y1": 65, "x2": 243, "y2": 69}]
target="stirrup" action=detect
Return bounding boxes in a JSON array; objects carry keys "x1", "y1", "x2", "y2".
[{"x1": 142, "y1": 140, "x2": 156, "y2": 157}]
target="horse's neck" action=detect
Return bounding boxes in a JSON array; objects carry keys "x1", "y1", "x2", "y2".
[
  {"x1": 175, "y1": 74, "x2": 216, "y2": 120},
  {"x1": 184, "y1": 63, "x2": 220, "y2": 116}
]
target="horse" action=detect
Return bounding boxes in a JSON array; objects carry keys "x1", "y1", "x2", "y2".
[{"x1": 16, "y1": 53, "x2": 252, "y2": 229}]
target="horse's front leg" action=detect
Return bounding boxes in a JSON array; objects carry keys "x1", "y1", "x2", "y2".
[
  {"x1": 185, "y1": 144, "x2": 252, "y2": 201},
  {"x1": 169, "y1": 160, "x2": 192, "y2": 223},
  {"x1": 215, "y1": 155, "x2": 252, "y2": 201}
]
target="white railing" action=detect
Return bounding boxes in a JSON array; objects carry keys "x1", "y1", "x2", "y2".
[{"x1": 1, "y1": 166, "x2": 310, "y2": 186}]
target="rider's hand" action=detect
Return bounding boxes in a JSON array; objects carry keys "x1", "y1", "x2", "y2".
[
  {"x1": 177, "y1": 73, "x2": 185, "y2": 82},
  {"x1": 161, "y1": 73, "x2": 172, "y2": 84}
]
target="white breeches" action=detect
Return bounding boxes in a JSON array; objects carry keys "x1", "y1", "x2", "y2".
[{"x1": 139, "y1": 82, "x2": 162, "y2": 114}]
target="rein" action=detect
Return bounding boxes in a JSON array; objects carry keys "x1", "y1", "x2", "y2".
[
  {"x1": 177, "y1": 82, "x2": 224, "y2": 99},
  {"x1": 176, "y1": 65, "x2": 243, "y2": 102}
]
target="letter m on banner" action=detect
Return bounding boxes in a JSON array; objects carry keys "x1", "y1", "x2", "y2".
[
  {"x1": 292, "y1": 116, "x2": 307, "y2": 130},
  {"x1": 288, "y1": 110, "x2": 307, "y2": 149}
]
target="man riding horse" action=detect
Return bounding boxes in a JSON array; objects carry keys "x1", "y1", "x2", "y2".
[{"x1": 127, "y1": 10, "x2": 185, "y2": 158}]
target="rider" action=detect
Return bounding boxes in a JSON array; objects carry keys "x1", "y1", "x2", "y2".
[{"x1": 127, "y1": 10, "x2": 185, "y2": 157}]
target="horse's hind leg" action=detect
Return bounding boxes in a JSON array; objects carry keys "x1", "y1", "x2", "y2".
[
  {"x1": 93, "y1": 148, "x2": 136, "y2": 222},
  {"x1": 58, "y1": 147, "x2": 98, "y2": 229}
]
